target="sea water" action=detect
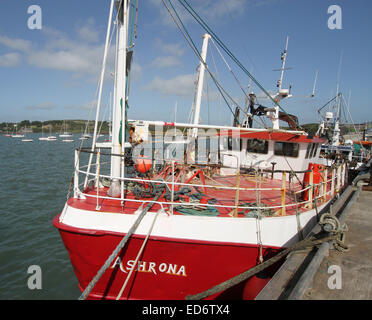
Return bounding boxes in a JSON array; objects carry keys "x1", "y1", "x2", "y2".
[{"x1": 0, "y1": 134, "x2": 92, "y2": 299}]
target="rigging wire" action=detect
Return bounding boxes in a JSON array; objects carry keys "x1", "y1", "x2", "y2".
[
  {"x1": 80, "y1": 0, "x2": 124, "y2": 155},
  {"x1": 209, "y1": 44, "x2": 225, "y2": 125},
  {"x1": 175, "y1": 0, "x2": 302, "y2": 131},
  {"x1": 165, "y1": 0, "x2": 273, "y2": 130},
  {"x1": 161, "y1": 0, "x2": 243, "y2": 125},
  {"x1": 210, "y1": 37, "x2": 248, "y2": 101},
  {"x1": 341, "y1": 93, "x2": 366, "y2": 153}
]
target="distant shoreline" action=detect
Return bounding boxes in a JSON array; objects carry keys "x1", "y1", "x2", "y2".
[
  {"x1": 1, "y1": 120, "x2": 371, "y2": 136},
  {"x1": 0, "y1": 120, "x2": 110, "y2": 134}
]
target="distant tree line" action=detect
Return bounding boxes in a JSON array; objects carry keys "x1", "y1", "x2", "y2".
[
  {"x1": 1, "y1": 120, "x2": 370, "y2": 135},
  {"x1": 0, "y1": 120, "x2": 110, "y2": 134}
]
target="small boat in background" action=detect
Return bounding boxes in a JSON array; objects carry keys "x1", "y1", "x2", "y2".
[
  {"x1": 59, "y1": 120, "x2": 73, "y2": 138},
  {"x1": 46, "y1": 126, "x2": 57, "y2": 141},
  {"x1": 39, "y1": 124, "x2": 49, "y2": 141}
]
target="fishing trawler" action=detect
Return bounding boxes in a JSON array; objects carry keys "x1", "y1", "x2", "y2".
[{"x1": 53, "y1": 0, "x2": 348, "y2": 300}]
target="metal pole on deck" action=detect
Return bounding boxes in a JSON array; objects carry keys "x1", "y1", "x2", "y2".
[
  {"x1": 109, "y1": 0, "x2": 128, "y2": 198},
  {"x1": 84, "y1": 0, "x2": 115, "y2": 188}
]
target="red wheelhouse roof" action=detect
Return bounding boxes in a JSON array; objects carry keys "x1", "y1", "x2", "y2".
[{"x1": 218, "y1": 129, "x2": 325, "y2": 144}]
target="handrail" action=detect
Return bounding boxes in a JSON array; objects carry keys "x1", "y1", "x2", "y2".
[{"x1": 73, "y1": 148, "x2": 345, "y2": 216}]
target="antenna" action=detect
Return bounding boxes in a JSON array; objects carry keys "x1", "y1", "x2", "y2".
[
  {"x1": 276, "y1": 35, "x2": 289, "y2": 91},
  {"x1": 247, "y1": 67, "x2": 253, "y2": 94},
  {"x1": 336, "y1": 50, "x2": 343, "y2": 95},
  {"x1": 311, "y1": 70, "x2": 318, "y2": 97}
]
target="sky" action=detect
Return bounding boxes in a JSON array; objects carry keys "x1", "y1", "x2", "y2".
[{"x1": 0, "y1": 0, "x2": 371, "y2": 127}]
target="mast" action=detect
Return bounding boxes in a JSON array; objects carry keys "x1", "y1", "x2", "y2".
[
  {"x1": 109, "y1": 91, "x2": 113, "y2": 139},
  {"x1": 331, "y1": 52, "x2": 343, "y2": 147},
  {"x1": 277, "y1": 36, "x2": 289, "y2": 93},
  {"x1": 109, "y1": 0, "x2": 129, "y2": 197},
  {"x1": 192, "y1": 33, "x2": 211, "y2": 138},
  {"x1": 311, "y1": 70, "x2": 318, "y2": 97},
  {"x1": 174, "y1": 101, "x2": 177, "y2": 136},
  {"x1": 271, "y1": 36, "x2": 290, "y2": 130},
  {"x1": 331, "y1": 93, "x2": 341, "y2": 146}
]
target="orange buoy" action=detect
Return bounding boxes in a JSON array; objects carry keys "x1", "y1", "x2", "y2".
[{"x1": 136, "y1": 156, "x2": 152, "y2": 173}]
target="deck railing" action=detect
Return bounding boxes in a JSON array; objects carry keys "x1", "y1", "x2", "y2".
[{"x1": 71, "y1": 148, "x2": 347, "y2": 217}]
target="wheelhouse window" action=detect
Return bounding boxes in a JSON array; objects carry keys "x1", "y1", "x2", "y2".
[
  {"x1": 305, "y1": 143, "x2": 312, "y2": 159},
  {"x1": 274, "y1": 142, "x2": 299, "y2": 157},
  {"x1": 224, "y1": 137, "x2": 242, "y2": 151},
  {"x1": 311, "y1": 143, "x2": 319, "y2": 158},
  {"x1": 310, "y1": 143, "x2": 316, "y2": 158},
  {"x1": 247, "y1": 139, "x2": 268, "y2": 154}
]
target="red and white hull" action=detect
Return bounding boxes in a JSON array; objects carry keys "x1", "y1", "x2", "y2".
[{"x1": 53, "y1": 198, "x2": 328, "y2": 300}]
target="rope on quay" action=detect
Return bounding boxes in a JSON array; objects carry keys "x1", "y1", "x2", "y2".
[
  {"x1": 185, "y1": 224, "x2": 348, "y2": 300},
  {"x1": 78, "y1": 189, "x2": 164, "y2": 300}
]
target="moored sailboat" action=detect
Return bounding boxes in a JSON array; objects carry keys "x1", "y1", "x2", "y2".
[{"x1": 59, "y1": 120, "x2": 74, "y2": 138}]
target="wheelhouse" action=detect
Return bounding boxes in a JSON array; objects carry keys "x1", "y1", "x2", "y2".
[{"x1": 219, "y1": 129, "x2": 325, "y2": 179}]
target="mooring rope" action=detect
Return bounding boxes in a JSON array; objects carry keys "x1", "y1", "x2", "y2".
[
  {"x1": 78, "y1": 189, "x2": 164, "y2": 300},
  {"x1": 115, "y1": 207, "x2": 162, "y2": 300},
  {"x1": 185, "y1": 228, "x2": 347, "y2": 300}
]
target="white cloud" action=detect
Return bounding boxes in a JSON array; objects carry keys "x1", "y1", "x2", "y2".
[
  {"x1": 144, "y1": 73, "x2": 196, "y2": 96},
  {"x1": 152, "y1": 55, "x2": 180, "y2": 68},
  {"x1": 27, "y1": 46, "x2": 104, "y2": 75},
  {"x1": 25, "y1": 102, "x2": 56, "y2": 110},
  {"x1": 154, "y1": 38, "x2": 185, "y2": 57},
  {"x1": 195, "y1": 0, "x2": 247, "y2": 21},
  {"x1": 26, "y1": 22, "x2": 107, "y2": 76},
  {"x1": 1, "y1": 20, "x2": 141, "y2": 83},
  {"x1": 0, "y1": 35, "x2": 32, "y2": 52},
  {"x1": 76, "y1": 18, "x2": 100, "y2": 43},
  {"x1": 130, "y1": 61, "x2": 142, "y2": 81},
  {"x1": 0, "y1": 20, "x2": 112, "y2": 80},
  {"x1": 64, "y1": 99, "x2": 97, "y2": 111},
  {"x1": 150, "y1": 39, "x2": 185, "y2": 68},
  {"x1": 149, "y1": 0, "x2": 248, "y2": 27},
  {"x1": 0, "y1": 52, "x2": 20, "y2": 67}
]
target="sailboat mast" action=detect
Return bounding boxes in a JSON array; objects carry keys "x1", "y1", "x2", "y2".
[
  {"x1": 109, "y1": 0, "x2": 129, "y2": 197},
  {"x1": 192, "y1": 33, "x2": 211, "y2": 138},
  {"x1": 332, "y1": 51, "x2": 343, "y2": 147},
  {"x1": 332, "y1": 93, "x2": 342, "y2": 146}
]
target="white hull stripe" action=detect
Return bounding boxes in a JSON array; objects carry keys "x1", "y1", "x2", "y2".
[{"x1": 59, "y1": 201, "x2": 327, "y2": 248}]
